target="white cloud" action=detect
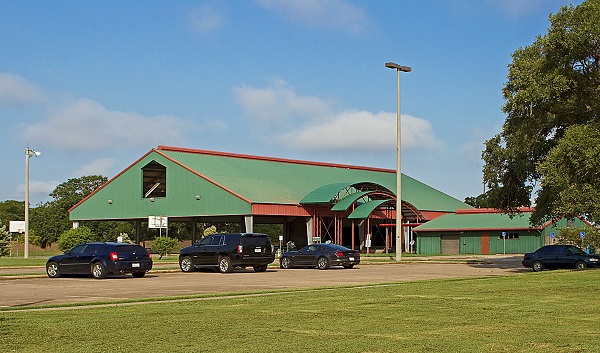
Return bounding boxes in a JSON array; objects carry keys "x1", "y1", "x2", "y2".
[
  {"x1": 74, "y1": 158, "x2": 118, "y2": 177},
  {"x1": 0, "y1": 73, "x2": 44, "y2": 105},
  {"x1": 234, "y1": 79, "x2": 442, "y2": 152},
  {"x1": 16, "y1": 180, "x2": 58, "y2": 198},
  {"x1": 23, "y1": 98, "x2": 189, "y2": 150},
  {"x1": 187, "y1": 5, "x2": 225, "y2": 33},
  {"x1": 279, "y1": 111, "x2": 443, "y2": 151},
  {"x1": 233, "y1": 79, "x2": 332, "y2": 125},
  {"x1": 257, "y1": 0, "x2": 368, "y2": 34}
]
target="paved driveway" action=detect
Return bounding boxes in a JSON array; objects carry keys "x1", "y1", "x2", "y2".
[{"x1": 0, "y1": 256, "x2": 526, "y2": 308}]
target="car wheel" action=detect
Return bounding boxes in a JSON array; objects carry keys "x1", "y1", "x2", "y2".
[
  {"x1": 532, "y1": 261, "x2": 543, "y2": 272},
  {"x1": 92, "y1": 262, "x2": 107, "y2": 279},
  {"x1": 575, "y1": 261, "x2": 587, "y2": 270},
  {"x1": 179, "y1": 256, "x2": 195, "y2": 272},
  {"x1": 280, "y1": 256, "x2": 292, "y2": 269},
  {"x1": 253, "y1": 264, "x2": 268, "y2": 272},
  {"x1": 46, "y1": 262, "x2": 61, "y2": 278},
  {"x1": 132, "y1": 271, "x2": 146, "y2": 278},
  {"x1": 218, "y1": 256, "x2": 233, "y2": 273},
  {"x1": 343, "y1": 264, "x2": 355, "y2": 269},
  {"x1": 317, "y1": 257, "x2": 330, "y2": 270}
]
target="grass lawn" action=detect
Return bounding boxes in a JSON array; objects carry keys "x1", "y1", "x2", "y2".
[{"x1": 1, "y1": 270, "x2": 599, "y2": 352}]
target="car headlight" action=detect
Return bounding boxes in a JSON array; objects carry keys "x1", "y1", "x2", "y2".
[{"x1": 590, "y1": 258, "x2": 599, "y2": 262}]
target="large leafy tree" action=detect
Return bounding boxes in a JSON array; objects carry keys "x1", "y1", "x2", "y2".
[
  {"x1": 482, "y1": 0, "x2": 600, "y2": 224},
  {"x1": 536, "y1": 124, "x2": 600, "y2": 223},
  {"x1": 0, "y1": 200, "x2": 25, "y2": 227},
  {"x1": 30, "y1": 175, "x2": 108, "y2": 247}
]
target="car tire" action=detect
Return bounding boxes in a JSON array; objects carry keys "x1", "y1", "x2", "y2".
[
  {"x1": 132, "y1": 271, "x2": 146, "y2": 278},
  {"x1": 317, "y1": 256, "x2": 330, "y2": 270},
  {"x1": 218, "y1": 256, "x2": 233, "y2": 273},
  {"x1": 92, "y1": 262, "x2": 108, "y2": 279},
  {"x1": 46, "y1": 262, "x2": 61, "y2": 278},
  {"x1": 280, "y1": 256, "x2": 292, "y2": 269},
  {"x1": 343, "y1": 264, "x2": 355, "y2": 269},
  {"x1": 575, "y1": 261, "x2": 587, "y2": 270},
  {"x1": 179, "y1": 256, "x2": 195, "y2": 272},
  {"x1": 532, "y1": 261, "x2": 543, "y2": 272},
  {"x1": 253, "y1": 264, "x2": 268, "y2": 272}
]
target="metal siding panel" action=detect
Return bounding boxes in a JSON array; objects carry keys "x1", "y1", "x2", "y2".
[
  {"x1": 417, "y1": 234, "x2": 441, "y2": 254},
  {"x1": 489, "y1": 231, "x2": 544, "y2": 254},
  {"x1": 460, "y1": 234, "x2": 482, "y2": 254}
]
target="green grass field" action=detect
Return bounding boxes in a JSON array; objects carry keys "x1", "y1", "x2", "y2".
[{"x1": 1, "y1": 270, "x2": 599, "y2": 352}]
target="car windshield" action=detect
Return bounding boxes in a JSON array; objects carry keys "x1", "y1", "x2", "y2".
[{"x1": 566, "y1": 245, "x2": 586, "y2": 255}]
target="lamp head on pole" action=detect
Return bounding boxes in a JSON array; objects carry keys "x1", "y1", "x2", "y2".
[
  {"x1": 385, "y1": 62, "x2": 412, "y2": 72},
  {"x1": 26, "y1": 148, "x2": 41, "y2": 158}
]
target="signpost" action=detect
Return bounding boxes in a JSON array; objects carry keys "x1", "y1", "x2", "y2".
[{"x1": 502, "y1": 231, "x2": 506, "y2": 255}]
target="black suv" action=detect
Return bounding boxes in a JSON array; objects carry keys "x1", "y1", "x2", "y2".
[
  {"x1": 179, "y1": 233, "x2": 275, "y2": 273},
  {"x1": 46, "y1": 242, "x2": 153, "y2": 279}
]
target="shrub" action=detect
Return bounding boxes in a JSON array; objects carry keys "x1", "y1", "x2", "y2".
[
  {"x1": 57, "y1": 226, "x2": 95, "y2": 252},
  {"x1": 152, "y1": 236, "x2": 179, "y2": 259},
  {"x1": 0, "y1": 221, "x2": 10, "y2": 257}
]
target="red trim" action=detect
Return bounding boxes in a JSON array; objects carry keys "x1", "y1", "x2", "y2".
[
  {"x1": 157, "y1": 145, "x2": 395, "y2": 173},
  {"x1": 252, "y1": 204, "x2": 311, "y2": 216},
  {"x1": 456, "y1": 207, "x2": 535, "y2": 214},
  {"x1": 379, "y1": 223, "x2": 424, "y2": 227},
  {"x1": 69, "y1": 149, "x2": 156, "y2": 212},
  {"x1": 414, "y1": 227, "x2": 541, "y2": 232}
]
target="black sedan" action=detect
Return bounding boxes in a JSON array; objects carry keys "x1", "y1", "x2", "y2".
[
  {"x1": 46, "y1": 242, "x2": 152, "y2": 279},
  {"x1": 522, "y1": 244, "x2": 600, "y2": 272},
  {"x1": 279, "y1": 243, "x2": 360, "y2": 270}
]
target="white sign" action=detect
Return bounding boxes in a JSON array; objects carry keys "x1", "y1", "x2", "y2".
[
  {"x1": 9, "y1": 221, "x2": 25, "y2": 233},
  {"x1": 148, "y1": 216, "x2": 168, "y2": 229}
]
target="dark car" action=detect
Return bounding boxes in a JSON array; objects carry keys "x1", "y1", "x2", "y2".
[
  {"x1": 279, "y1": 243, "x2": 360, "y2": 270},
  {"x1": 179, "y1": 233, "x2": 275, "y2": 273},
  {"x1": 46, "y1": 242, "x2": 153, "y2": 279},
  {"x1": 522, "y1": 244, "x2": 600, "y2": 272}
]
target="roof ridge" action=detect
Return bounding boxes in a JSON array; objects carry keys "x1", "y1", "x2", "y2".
[{"x1": 157, "y1": 145, "x2": 395, "y2": 173}]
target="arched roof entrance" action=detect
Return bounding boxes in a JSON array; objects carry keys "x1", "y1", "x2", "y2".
[{"x1": 300, "y1": 181, "x2": 424, "y2": 222}]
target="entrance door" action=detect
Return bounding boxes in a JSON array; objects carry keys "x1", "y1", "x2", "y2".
[
  {"x1": 441, "y1": 234, "x2": 460, "y2": 254},
  {"x1": 481, "y1": 233, "x2": 490, "y2": 255}
]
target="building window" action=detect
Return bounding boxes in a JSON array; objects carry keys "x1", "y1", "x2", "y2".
[
  {"x1": 142, "y1": 161, "x2": 166, "y2": 198},
  {"x1": 498, "y1": 233, "x2": 520, "y2": 240}
]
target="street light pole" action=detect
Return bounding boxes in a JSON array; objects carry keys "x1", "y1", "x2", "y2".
[
  {"x1": 24, "y1": 147, "x2": 41, "y2": 259},
  {"x1": 385, "y1": 62, "x2": 411, "y2": 262}
]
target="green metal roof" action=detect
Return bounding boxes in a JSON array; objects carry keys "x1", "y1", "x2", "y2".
[
  {"x1": 331, "y1": 191, "x2": 371, "y2": 211},
  {"x1": 70, "y1": 146, "x2": 472, "y2": 221},
  {"x1": 413, "y1": 212, "x2": 537, "y2": 232},
  {"x1": 348, "y1": 199, "x2": 391, "y2": 219},
  {"x1": 300, "y1": 183, "x2": 357, "y2": 204},
  {"x1": 157, "y1": 147, "x2": 470, "y2": 212}
]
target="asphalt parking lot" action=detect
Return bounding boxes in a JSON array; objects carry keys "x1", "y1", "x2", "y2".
[{"x1": 0, "y1": 255, "x2": 526, "y2": 308}]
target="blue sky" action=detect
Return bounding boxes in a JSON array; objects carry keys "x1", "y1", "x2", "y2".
[{"x1": 0, "y1": 0, "x2": 583, "y2": 205}]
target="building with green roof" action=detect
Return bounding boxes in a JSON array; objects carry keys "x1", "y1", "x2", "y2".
[
  {"x1": 70, "y1": 146, "x2": 471, "y2": 250},
  {"x1": 413, "y1": 208, "x2": 587, "y2": 254}
]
